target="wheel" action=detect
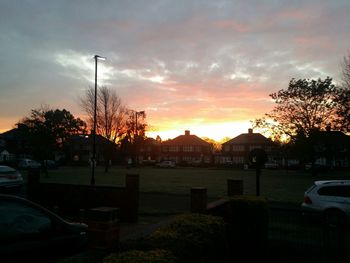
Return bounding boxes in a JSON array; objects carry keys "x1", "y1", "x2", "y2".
[{"x1": 324, "y1": 209, "x2": 347, "y2": 228}]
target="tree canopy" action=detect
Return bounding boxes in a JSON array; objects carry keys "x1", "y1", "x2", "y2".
[
  {"x1": 253, "y1": 77, "x2": 348, "y2": 142},
  {"x1": 18, "y1": 107, "x2": 86, "y2": 159}
]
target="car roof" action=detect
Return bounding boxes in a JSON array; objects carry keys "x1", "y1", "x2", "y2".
[
  {"x1": 0, "y1": 165, "x2": 16, "y2": 172},
  {"x1": 314, "y1": 180, "x2": 350, "y2": 186}
]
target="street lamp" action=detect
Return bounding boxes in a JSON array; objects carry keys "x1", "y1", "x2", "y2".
[
  {"x1": 91, "y1": 54, "x2": 106, "y2": 185},
  {"x1": 134, "y1": 110, "x2": 145, "y2": 164}
]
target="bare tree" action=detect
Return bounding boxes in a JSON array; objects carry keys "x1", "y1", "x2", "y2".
[
  {"x1": 334, "y1": 52, "x2": 350, "y2": 132},
  {"x1": 80, "y1": 86, "x2": 128, "y2": 172},
  {"x1": 80, "y1": 86, "x2": 127, "y2": 143},
  {"x1": 341, "y1": 51, "x2": 350, "y2": 89}
]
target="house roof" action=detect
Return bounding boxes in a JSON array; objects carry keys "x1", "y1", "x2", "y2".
[
  {"x1": 223, "y1": 129, "x2": 273, "y2": 145},
  {"x1": 162, "y1": 130, "x2": 210, "y2": 146},
  {"x1": 0, "y1": 126, "x2": 27, "y2": 140}
]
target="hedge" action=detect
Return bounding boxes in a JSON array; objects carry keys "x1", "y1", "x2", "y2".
[{"x1": 103, "y1": 249, "x2": 176, "y2": 263}]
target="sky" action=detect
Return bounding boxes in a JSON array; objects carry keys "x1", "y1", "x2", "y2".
[{"x1": 0, "y1": 0, "x2": 349, "y2": 142}]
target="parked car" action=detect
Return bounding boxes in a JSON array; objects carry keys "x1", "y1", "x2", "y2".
[
  {"x1": 301, "y1": 180, "x2": 350, "y2": 227},
  {"x1": 17, "y1": 158, "x2": 41, "y2": 170},
  {"x1": 0, "y1": 194, "x2": 88, "y2": 262},
  {"x1": 41, "y1": 160, "x2": 58, "y2": 169},
  {"x1": 264, "y1": 162, "x2": 279, "y2": 169},
  {"x1": 304, "y1": 163, "x2": 329, "y2": 172},
  {"x1": 156, "y1": 160, "x2": 176, "y2": 168},
  {"x1": 0, "y1": 165, "x2": 24, "y2": 190}
]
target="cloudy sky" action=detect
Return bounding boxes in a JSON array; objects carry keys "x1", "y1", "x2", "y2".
[{"x1": 0, "y1": 0, "x2": 349, "y2": 141}]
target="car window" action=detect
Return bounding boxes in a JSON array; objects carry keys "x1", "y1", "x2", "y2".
[
  {"x1": 0, "y1": 200, "x2": 52, "y2": 241},
  {"x1": 318, "y1": 185, "x2": 350, "y2": 197}
]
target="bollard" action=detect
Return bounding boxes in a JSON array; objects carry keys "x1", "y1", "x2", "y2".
[
  {"x1": 87, "y1": 207, "x2": 119, "y2": 250},
  {"x1": 227, "y1": 179, "x2": 243, "y2": 196},
  {"x1": 26, "y1": 168, "x2": 41, "y2": 201},
  {"x1": 191, "y1": 187, "x2": 207, "y2": 213}
]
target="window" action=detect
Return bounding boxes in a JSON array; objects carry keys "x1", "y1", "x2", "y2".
[
  {"x1": 224, "y1": 145, "x2": 230, "y2": 152},
  {"x1": 162, "y1": 146, "x2": 169, "y2": 152},
  {"x1": 232, "y1": 145, "x2": 244, "y2": 152},
  {"x1": 249, "y1": 145, "x2": 262, "y2": 151},
  {"x1": 169, "y1": 146, "x2": 179, "y2": 152},
  {"x1": 183, "y1": 145, "x2": 193, "y2": 152},
  {"x1": 232, "y1": 156, "x2": 244, "y2": 164},
  {"x1": 195, "y1": 146, "x2": 201, "y2": 152},
  {"x1": 318, "y1": 186, "x2": 350, "y2": 197}
]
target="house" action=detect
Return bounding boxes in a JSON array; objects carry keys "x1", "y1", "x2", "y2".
[
  {"x1": 311, "y1": 129, "x2": 350, "y2": 169},
  {"x1": 0, "y1": 125, "x2": 32, "y2": 163},
  {"x1": 137, "y1": 137, "x2": 161, "y2": 164},
  {"x1": 66, "y1": 134, "x2": 118, "y2": 165},
  {"x1": 220, "y1": 128, "x2": 278, "y2": 167},
  {"x1": 160, "y1": 130, "x2": 213, "y2": 165}
]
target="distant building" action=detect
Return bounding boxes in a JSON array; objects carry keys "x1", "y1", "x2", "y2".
[
  {"x1": 0, "y1": 125, "x2": 32, "y2": 163},
  {"x1": 66, "y1": 134, "x2": 118, "y2": 165},
  {"x1": 311, "y1": 129, "x2": 350, "y2": 168},
  {"x1": 220, "y1": 128, "x2": 278, "y2": 167},
  {"x1": 138, "y1": 137, "x2": 161, "y2": 163},
  {"x1": 160, "y1": 130, "x2": 213, "y2": 165}
]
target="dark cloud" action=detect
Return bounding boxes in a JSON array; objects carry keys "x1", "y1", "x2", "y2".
[{"x1": 0, "y1": 0, "x2": 349, "y2": 138}]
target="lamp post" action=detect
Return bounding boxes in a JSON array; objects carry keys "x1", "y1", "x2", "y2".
[
  {"x1": 91, "y1": 55, "x2": 106, "y2": 185},
  {"x1": 134, "y1": 110, "x2": 145, "y2": 164}
]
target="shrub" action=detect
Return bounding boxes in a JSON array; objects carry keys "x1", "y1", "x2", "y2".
[
  {"x1": 147, "y1": 213, "x2": 227, "y2": 263},
  {"x1": 102, "y1": 249, "x2": 176, "y2": 263},
  {"x1": 226, "y1": 196, "x2": 269, "y2": 259}
]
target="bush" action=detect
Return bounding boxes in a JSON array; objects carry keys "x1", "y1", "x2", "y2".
[
  {"x1": 103, "y1": 249, "x2": 176, "y2": 263},
  {"x1": 147, "y1": 213, "x2": 227, "y2": 263},
  {"x1": 226, "y1": 196, "x2": 269, "y2": 259}
]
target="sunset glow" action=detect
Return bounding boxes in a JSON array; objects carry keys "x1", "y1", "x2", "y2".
[
  {"x1": 0, "y1": 1, "x2": 349, "y2": 142},
  {"x1": 147, "y1": 120, "x2": 253, "y2": 142}
]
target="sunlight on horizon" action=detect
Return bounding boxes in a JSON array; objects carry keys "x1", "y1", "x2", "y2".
[{"x1": 146, "y1": 121, "x2": 253, "y2": 142}]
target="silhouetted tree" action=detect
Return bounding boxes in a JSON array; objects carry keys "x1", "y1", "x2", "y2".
[
  {"x1": 334, "y1": 53, "x2": 350, "y2": 132},
  {"x1": 253, "y1": 77, "x2": 337, "y2": 142},
  {"x1": 80, "y1": 86, "x2": 127, "y2": 143},
  {"x1": 124, "y1": 110, "x2": 147, "y2": 163},
  {"x1": 18, "y1": 107, "x2": 86, "y2": 161},
  {"x1": 80, "y1": 86, "x2": 128, "y2": 171}
]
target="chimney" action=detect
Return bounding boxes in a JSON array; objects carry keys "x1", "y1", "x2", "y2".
[
  {"x1": 248, "y1": 128, "x2": 253, "y2": 134},
  {"x1": 185, "y1": 130, "x2": 190, "y2": 136}
]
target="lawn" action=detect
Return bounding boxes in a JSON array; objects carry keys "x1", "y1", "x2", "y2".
[{"x1": 37, "y1": 166, "x2": 350, "y2": 203}]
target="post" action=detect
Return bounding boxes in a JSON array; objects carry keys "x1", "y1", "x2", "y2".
[
  {"x1": 256, "y1": 167, "x2": 261, "y2": 196},
  {"x1": 227, "y1": 179, "x2": 243, "y2": 196},
  {"x1": 91, "y1": 56, "x2": 98, "y2": 185},
  {"x1": 87, "y1": 207, "x2": 119, "y2": 250},
  {"x1": 191, "y1": 187, "x2": 207, "y2": 213}
]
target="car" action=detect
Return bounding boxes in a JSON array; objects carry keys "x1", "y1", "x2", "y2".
[
  {"x1": 0, "y1": 194, "x2": 88, "y2": 262},
  {"x1": 41, "y1": 160, "x2": 58, "y2": 169},
  {"x1": 264, "y1": 162, "x2": 279, "y2": 169},
  {"x1": 0, "y1": 165, "x2": 24, "y2": 190},
  {"x1": 18, "y1": 158, "x2": 41, "y2": 170},
  {"x1": 301, "y1": 180, "x2": 350, "y2": 227},
  {"x1": 156, "y1": 160, "x2": 176, "y2": 168}
]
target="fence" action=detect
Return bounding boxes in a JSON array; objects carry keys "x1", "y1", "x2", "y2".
[{"x1": 268, "y1": 203, "x2": 350, "y2": 262}]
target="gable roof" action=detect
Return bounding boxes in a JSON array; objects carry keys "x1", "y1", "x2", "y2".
[
  {"x1": 162, "y1": 130, "x2": 210, "y2": 146},
  {"x1": 223, "y1": 129, "x2": 272, "y2": 145}
]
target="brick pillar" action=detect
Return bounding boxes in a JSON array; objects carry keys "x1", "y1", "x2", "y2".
[
  {"x1": 191, "y1": 187, "x2": 207, "y2": 213},
  {"x1": 126, "y1": 173, "x2": 139, "y2": 190},
  {"x1": 26, "y1": 168, "x2": 40, "y2": 201},
  {"x1": 227, "y1": 179, "x2": 243, "y2": 196},
  {"x1": 87, "y1": 207, "x2": 119, "y2": 250}
]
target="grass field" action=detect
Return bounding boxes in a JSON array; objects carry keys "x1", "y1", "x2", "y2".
[{"x1": 37, "y1": 166, "x2": 350, "y2": 203}]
